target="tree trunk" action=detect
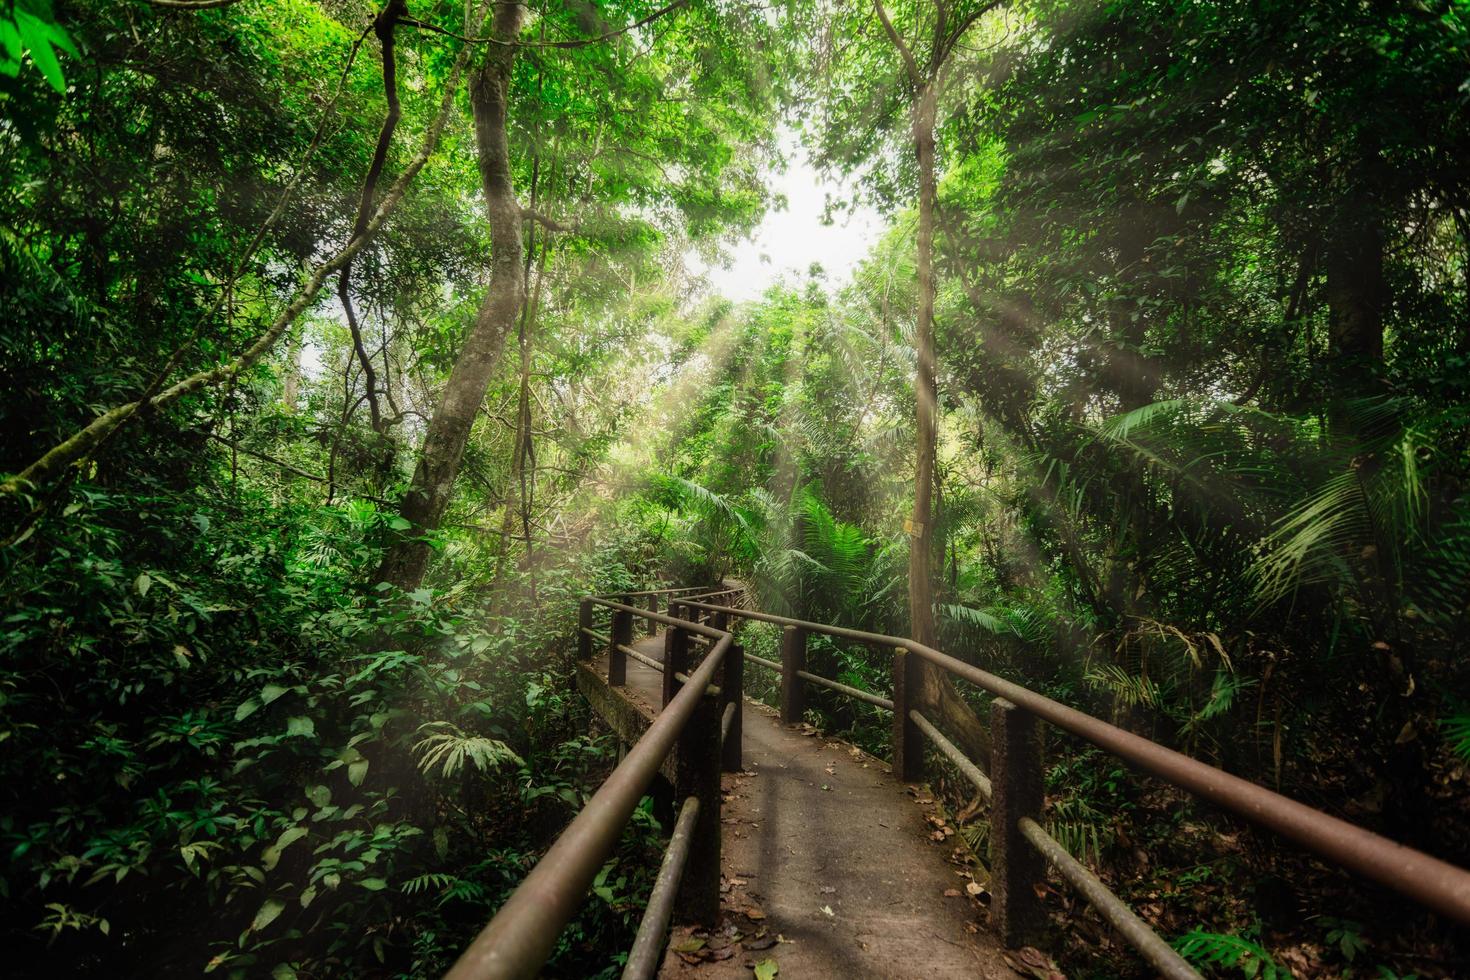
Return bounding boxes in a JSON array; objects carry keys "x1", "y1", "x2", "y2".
[
  {"x1": 375, "y1": 2, "x2": 526, "y2": 590},
  {"x1": 1324, "y1": 205, "x2": 1384, "y2": 398},
  {"x1": 907, "y1": 83, "x2": 992, "y2": 769},
  {"x1": 281, "y1": 330, "x2": 302, "y2": 413}
]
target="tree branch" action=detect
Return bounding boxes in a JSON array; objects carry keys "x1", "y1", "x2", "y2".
[
  {"x1": 873, "y1": 0, "x2": 923, "y2": 89},
  {"x1": 396, "y1": 0, "x2": 690, "y2": 49},
  {"x1": 1, "y1": 3, "x2": 490, "y2": 500},
  {"x1": 520, "y1": 207, "x2": 572, "y2": 232},
  {"x1": 338, "y1": 0, "x2": 409, "y2": 436},
  {"x1": 937, "y1": 0, "x2": 1007, "y2": 65},
  {"x1": 200, "y1": 431, "x2": 398, "y2": 506}
]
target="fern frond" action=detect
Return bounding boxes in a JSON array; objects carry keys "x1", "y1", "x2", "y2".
[
  {"x1": 413, "y1": 722, "x2": 522, "y2": 780},
  {"x1": 1172, "y1": 928, "x2": 1289, "y2": 979},
  {"x1": 942, "y1": 602, "x2": 1018, "y2": 637},
  {"x1": 1251, "y1": 471, "x2": 1369, "y2": 605},
  {"x1": 1441, "y1": 714, "x2": 1470, "y2": 764}
]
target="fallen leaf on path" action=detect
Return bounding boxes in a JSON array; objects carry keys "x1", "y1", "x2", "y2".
[
  {"x1": 1003, "y1": 946, "x2": 1064, "y2": 980},
  {"x1": 819, "y1": 885, "x2": 836, "y2": 894},
  {"x1": 744, "y1": 904, "x2": 766, "y2": 920},
  {"x1": 744, "y1": 933, "x2": 777, "y2": 951},
  {"x1": 966, "y1": 881, "x2": 984, "y2": 897},
  {"x1": 753, "y1": 958, "x2": 779, "y2": 980},
  {"x1": 943, "y1": 888, "x2": 962, "y2": 897},
  {"x1": 673, "y1": 938, "x2": 706, "y2": 953},
  {"x1": 820, "y1": 905, "x2": 834, "y2": 917}
]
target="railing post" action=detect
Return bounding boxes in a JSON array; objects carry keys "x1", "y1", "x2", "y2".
[
  {"x1": 721, "y1": 644, "x2": 743, "y2": 771},
  {"x1": 891, "y1": 646, "x2": 923, "y2": 782},
  {"x1": 991, "y1": 697, "x2": 1046, "y2": 948},
  {"x1": 608, "y1": 608, "x2": 632, "y2": 687},
  {"x1": 712, "y1": 608, "x2": 729, "y2": 632},
  {"x1": 779, "y1": 626, "x2": 807, "y2": 725},
  {"x1": 663, "y1": 625, "x2": 689, "y2": 708},
  {"x1": 577, "y1": 598, "x2": 592, "y2": 661},
  {"x1": 647, "y1": 592, "x2": 659, "y2": 631},
  {"x1": 674, "y1": 685, "x2": 721, "y2": 925}
]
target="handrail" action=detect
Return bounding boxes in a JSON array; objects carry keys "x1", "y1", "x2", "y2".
[
  {"x1": 445, "y1": 626, "x2": 734, "y2": 979},
  {"x1": 673, "y1": 599, "x2": 1470, "y2": 926},
  {"x1": 623, "y1": 797, "x2": 701, "y2": 980},
  {"x1": 593, "y1": 597, "x2": 727, "y2": 638},
  {"x1": 595, "y1": 585, "x2": 714, "y2": 599}
]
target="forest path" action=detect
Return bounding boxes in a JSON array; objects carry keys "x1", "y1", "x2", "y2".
[{"x1": 599, "y1": 633, "x2": 1013, "y2": 980}]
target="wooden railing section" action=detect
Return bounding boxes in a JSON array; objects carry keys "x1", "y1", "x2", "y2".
[{"x1": 446, "y1": 587, "x2": 1470, "y2": 980}]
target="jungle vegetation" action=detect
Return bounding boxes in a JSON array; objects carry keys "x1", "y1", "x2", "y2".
[{"x1": 2, "y1": 0, "x2": 1468, "y2": 977}]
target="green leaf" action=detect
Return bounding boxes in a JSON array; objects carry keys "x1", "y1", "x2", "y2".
[
  {"x1": 387, "y1": 516, "x2": 412, "y2": 530},
  {"x1": 0, "y1": 20, "x2": 24, "y2": 63},
  {"x1": 754, "y1": 958, "x2": 779, "y2": 980},
  {"x1": 348, "y1": 758, "x2": 369, "y2": 787},
  {"x1": 235, "y1": 698, "x2": 260, "y2": 722},
  {"x1": 43, "y1": 18, "x2": 77, "y2": 58},
  {"x1": 16, "y1": 11, "x2": 64, "y2": 92},
  {"x1": 261, "y1": 684, "x2": 289, "y2": 705},
  {"x1": 359, "y1": 877, "x2": 388, "y2": 891},
  {"x1": 285, "y1": 716, "x2": 315, "y2": 738},
  {"x1": 251, "y1": 897, "x2": 286, "y2": 932},
  {"x1": 306, "y1": 784, "x2": 331, "y2": 808},
  {"x1": 134, "y1": 571, "x2": 152, "y2": 597},
  {"x1": 262, "y1": 827, "x2": 308, "y2": 871}
]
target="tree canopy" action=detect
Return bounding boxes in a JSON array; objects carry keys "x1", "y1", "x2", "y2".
[{"x1": 2, "y1": 0, "x2": 1469, "y2": 976}]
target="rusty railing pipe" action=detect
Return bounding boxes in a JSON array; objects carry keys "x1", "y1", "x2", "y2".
[
  {"x1": 445, "y1": 634, "x2": 733, "y2": 980},
  {"x1": 622, "y1": 797, "x2": 701, "y2": 980},
  {"x1": 673, "y1": 599, "x2": 1470, "y2": 925}
]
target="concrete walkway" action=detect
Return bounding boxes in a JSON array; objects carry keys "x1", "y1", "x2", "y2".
[{"x1": 589, "y1": 633, "x2": 1013, "y2": 979}]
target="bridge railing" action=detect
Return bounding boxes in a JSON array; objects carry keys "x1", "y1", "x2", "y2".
[
  {"x1": 673, "y1": 598, "x2": 1470, "y2": 979},
  {"x1": 446, "y1": 589, "x2": 739, "y2": 980}
]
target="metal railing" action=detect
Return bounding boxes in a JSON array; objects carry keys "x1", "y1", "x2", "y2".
[
  {"x1": 670, "y1": 597, "x2": 1470, "y2": 978},
  {"x1": 446, "y1": 587, "x2": 741, "y2": 980},
  {"x1": 448, "y1": 587, "x2": 1470, "y2": 980}
]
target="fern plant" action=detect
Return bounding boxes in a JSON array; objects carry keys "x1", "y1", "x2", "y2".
[
  {"x1": 1173, "y1": 928, "x2": 1290, "y2": 979},
  {"x1": 412, "y1": 723, "x2": 522, "y2": 780}
]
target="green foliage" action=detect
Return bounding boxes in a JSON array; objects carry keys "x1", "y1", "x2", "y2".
[
  {"x1": 1172, "y1": 928, "x2": 1289, "y2": 979},
  {"x1": 413, "y1": 723, "x2": 523, "y2": 781},
  {"x1": 1441, "y1": 714, "x2": 1470, "y2": 764},
  {"x1": 0, "y1": 0, "x2": 77, "y2": 93}
]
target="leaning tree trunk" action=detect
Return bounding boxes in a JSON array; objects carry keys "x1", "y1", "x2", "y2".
[
  {"x1": 907, "y1": 83, "x2": 992, "y2": 769},
  {"x1": 376, "y1": 3, "x2": 526, "y2": 590}
]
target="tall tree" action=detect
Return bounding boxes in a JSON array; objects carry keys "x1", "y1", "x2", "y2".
[
  {"x1": 816, "y1": 0, "x2": 1003, "y2": 762},
  {"x1": 376, "y1": 1, "x2": 532, "y2": 589},
  {"x1": 377, "y1": 0, "x2": 783, "y2": 589}
]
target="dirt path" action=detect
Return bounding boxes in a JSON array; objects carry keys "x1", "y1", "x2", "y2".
[{"x1": 600, "y1": 634, "x2": 1014, "y2": 979}]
